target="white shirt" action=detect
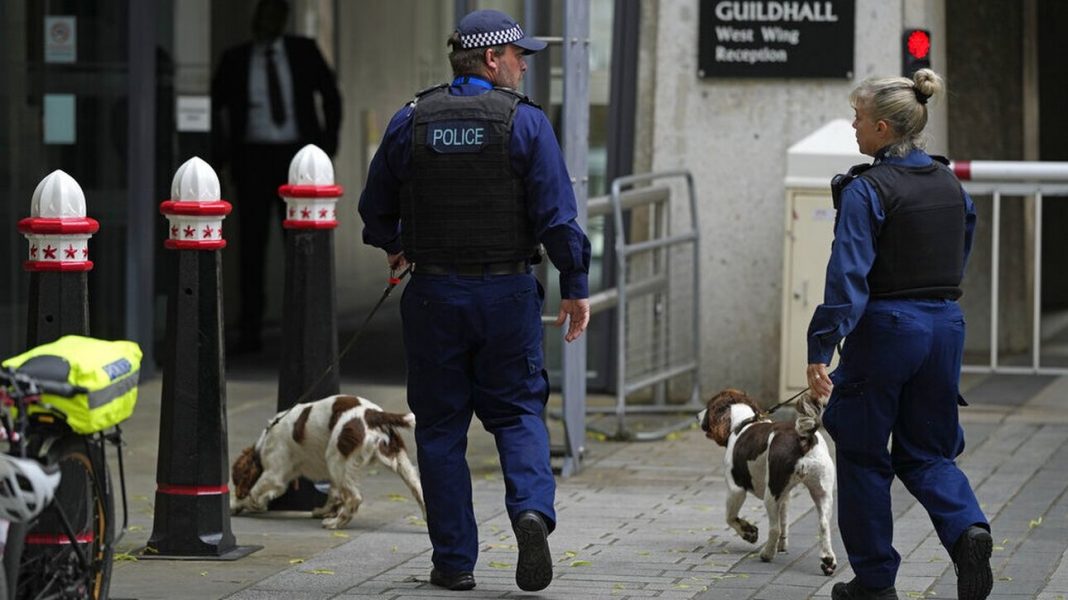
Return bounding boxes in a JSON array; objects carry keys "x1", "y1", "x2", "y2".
[{"x1": 245, "y1": 37, "x2": 300, "y2": 143}]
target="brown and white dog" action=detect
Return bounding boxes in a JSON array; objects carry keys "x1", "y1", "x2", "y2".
[
  {"x1": 231, "y1": 394, "x2": 425, "y2": 529},
  {"x1": 698, "y1": 388, "x2": 837, "y2": 575}
]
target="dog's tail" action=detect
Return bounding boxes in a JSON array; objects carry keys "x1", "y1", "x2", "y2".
[
  {"x1": 794, "y1": 392, "x2": 824, "y2": 442},
  {"x1": 365, "y1": 410, "x2": 416, "y2": 430}
]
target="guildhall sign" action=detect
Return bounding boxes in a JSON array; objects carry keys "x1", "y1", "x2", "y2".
[{"x1": 698, "y1": 1, "x2": 855, "y2": 78}]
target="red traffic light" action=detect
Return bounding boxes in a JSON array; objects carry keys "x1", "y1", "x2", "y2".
[{"x1": 906, "y1": 29, "x2": 930, "y2": 59}]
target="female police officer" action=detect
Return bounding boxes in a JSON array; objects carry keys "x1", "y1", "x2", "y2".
[
  {"x1": 358, "y1": 9, "x2": 590, "y2": 594},
  {"x1": 806, "y1": 68, "x2": 992, "y2": 600}
]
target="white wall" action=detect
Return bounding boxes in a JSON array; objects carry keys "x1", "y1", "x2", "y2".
[{"x1": 649, "y1": 0, "x2": 945, "y2": 398}]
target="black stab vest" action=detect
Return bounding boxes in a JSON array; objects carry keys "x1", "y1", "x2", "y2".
[
  {"x1": 854, "y1": 159, "x2": 967, "y2": 300},
  {"x1": 399, "y1": 86, "x2": 537, "y2": 265}
]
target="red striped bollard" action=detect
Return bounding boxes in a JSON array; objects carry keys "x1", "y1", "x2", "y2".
[
  {"x1": 270, "y1": 144, "x2": 341, "y2": 511},
  {"x1": 145, "y1": 157, "x2": 258, "y2": 559},
  {"x1": 19, "y1": 170, "x2": 98, "y2": 346}
]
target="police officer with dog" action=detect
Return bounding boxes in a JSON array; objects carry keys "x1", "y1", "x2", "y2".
[
  {"x1": 358, "y1": 8, "x2": 590, "y2": 593},
  {"x1": 806, "y1": 68, "x2": 992, "y2": 600}
]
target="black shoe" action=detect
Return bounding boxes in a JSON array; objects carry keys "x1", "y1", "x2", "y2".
[
  {"x1": 953, "y1": 525, "x2": 993, "y2": 600},
  {"x1": 831, "y1": 578, "x2": 898, "y2": 600},
  {"x1": 514, "y1": 510, "x2": 553, "y2": 592},
  {"x1": 430, "y1": 568, "x2": 476, "y2": 591}
]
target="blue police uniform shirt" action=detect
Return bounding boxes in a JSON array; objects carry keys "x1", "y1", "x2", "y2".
[
  {"x1": 358, "y1": 75, "x2": 591, "y2": 299},
  {"x1": 806, "y1": 148, "x2": 977, "y2": 365}
]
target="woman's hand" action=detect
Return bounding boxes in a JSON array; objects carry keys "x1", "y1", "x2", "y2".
[{"x1": 807, "y1": 363, "x2": 833, "y2": 398}]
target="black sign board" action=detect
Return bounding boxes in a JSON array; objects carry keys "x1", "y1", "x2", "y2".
[{"x1": 698, "y1": 0, "x2": 855, "y2": 78}]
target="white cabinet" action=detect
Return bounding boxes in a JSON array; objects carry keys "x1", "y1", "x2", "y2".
[
  {"x1": 778, "y1": 191, "x2": 836, "y2": 397},
  {"x1": 779, "y1": 120, "x2": 866, "y2": 399}
]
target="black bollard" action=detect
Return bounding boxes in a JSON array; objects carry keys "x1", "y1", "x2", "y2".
[
  {"x1": 270, "y1": 144, "x2": 342, "y2": 511},
  {"x1": 145, "y1": 157, "x2": 258, "y2": 560},
  {"x1": 18, "y1": 170, "x2": 97, "y2": 346}
]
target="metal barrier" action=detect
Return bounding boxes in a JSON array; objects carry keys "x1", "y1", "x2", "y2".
[
  {"x1": 952, "y1": 160, "x2": 1068, "y2": 375},
  {"x1": 580, "y1": 171, "x2": 702, "y2": 440}
]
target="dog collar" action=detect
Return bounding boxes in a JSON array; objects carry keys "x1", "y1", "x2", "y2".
[{"x1": 732, "y1": 413, "x2": 771, "y2": 435}]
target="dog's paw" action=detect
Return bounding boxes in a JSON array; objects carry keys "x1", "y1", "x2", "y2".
[
  {"x1": 739, "y1": 520, "x2": 759, "y2": 544},
  {"x1": 759, "y1": 547, "x2": 776, "y2": 562},
  {"x1": 820, "y1": 556, "x2": 837, "y2": 576},
  {"x1": 321, "y1": 514, "x2": 352, "y2": 530},
  {"x1": 312, "y1": 506, "x2": 338, "y2": 519}
]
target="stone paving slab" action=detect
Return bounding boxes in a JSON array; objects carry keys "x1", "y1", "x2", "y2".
[{"x1": 106, "y1": 372, "x2": 1068, "y2": 599}]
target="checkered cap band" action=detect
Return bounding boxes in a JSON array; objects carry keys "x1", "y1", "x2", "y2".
[{"x1": 460, "y1": 24, "x2": 524, "y2": 49}]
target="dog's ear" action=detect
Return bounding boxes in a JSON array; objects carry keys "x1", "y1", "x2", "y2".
[
  {"x1": 703, "y1": 392, "x2": 733, "y2": 447},
  {"x1": 231, "y1": 447, "x2": 262, "y2": 500},
  {"x1": 708, "y1": 406, "x2": 733, "y2": 446}
]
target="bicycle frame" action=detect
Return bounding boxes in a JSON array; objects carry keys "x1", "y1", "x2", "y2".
[{"x1": 0, "y1": 367, "x2": 128, "y2": 600}]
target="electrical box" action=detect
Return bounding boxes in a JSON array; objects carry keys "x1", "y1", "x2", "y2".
[{"x1": 779, "y1": 120, "x2": 866, "y2": 399}]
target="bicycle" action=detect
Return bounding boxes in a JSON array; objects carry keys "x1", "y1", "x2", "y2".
[{"x1": 0, "y1": 360, "x2": 131, "y2": 600}]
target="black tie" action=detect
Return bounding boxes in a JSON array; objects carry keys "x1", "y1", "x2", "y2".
[{"x1": 265, "y1": 47, "x2": 285, "y2": 125}]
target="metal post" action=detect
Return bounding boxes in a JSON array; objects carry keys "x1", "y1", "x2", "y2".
[
  {"x1": 147, "y1": 157, "x2": 259, "y2": 560},
  {"x1": 19, "y1": 170, "x2": 98, "y2": 346},
  {"x1": 271, "y1": 144, "x2": 341, "y2": 511},
  {"x1": 1033, "y1": 192, "x2": 1042, "y2": 370},
  {"x1": 559, "y1": 0, "x2": 590, "y2": 477},
  {"x1": 991, "y1": 191, "x2": 1001, "y2": 370},
  {"x1": 612, "y1": 179, "x2": 629, "y2": 439},
  {"x1": 126, "y1": 0, "x2": 157, "y2": 373}
]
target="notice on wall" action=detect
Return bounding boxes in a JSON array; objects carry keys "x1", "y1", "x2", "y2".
[
  {"x1": 44, "y1": 94, "x2": 76, "y2": 144},
  {"x1": 176, "y1": 96, "x2": 211, "y2": 132},
  {"x1": 698, "y1": 1, "x2": 854, "y2": 79},
  {"x1": 44, "y1": 16, "x2": 77, "y2": 63}
]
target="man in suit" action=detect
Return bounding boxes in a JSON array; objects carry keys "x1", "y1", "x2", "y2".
[{"x1": 211, "y1": 0, "x2": 342, "y2": 354}]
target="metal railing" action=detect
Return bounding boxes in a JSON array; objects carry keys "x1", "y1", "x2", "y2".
[
  {"x1": 594, "y1": 171, "x2": 703, "y2": 440},
  {"x1": 544, "y1": 171, "x2": 702, "y2": 441},
  {"x1": 953, "y1": 160, "x2": 1068, "y2": 375}
]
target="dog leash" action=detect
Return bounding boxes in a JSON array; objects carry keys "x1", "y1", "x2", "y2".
[
  {"x1": 729, "y1": 342, "x2": 843, "y2": 435},
  {"x1": 286, "y1": 265, "x2": 413, "y2": 410},
  {"x1": 730, "y1": 386, "x2": 812, "y2": 435}
]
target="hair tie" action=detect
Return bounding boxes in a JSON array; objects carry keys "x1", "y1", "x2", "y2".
[{"x1": 913, "y1": 87, "x2": 929, "y2": 105}]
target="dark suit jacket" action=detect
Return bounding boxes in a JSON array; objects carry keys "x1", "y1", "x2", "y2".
[{"x1": 211, "y1": 35, "x2": 342, "y2": 164}]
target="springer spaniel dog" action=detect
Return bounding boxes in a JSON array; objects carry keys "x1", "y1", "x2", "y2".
[
  {"x1": 231, "y1": 394, "x2": 425, "y2": 529},
  {"x1": 698, "y1": 388, "x2": 837, "y2": 575}
]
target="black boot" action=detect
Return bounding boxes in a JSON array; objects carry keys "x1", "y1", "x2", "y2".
[
  {"x1": 513, "y1": 510, "x2": 553, "y2": 591},
  {"x1": 831, "y1": 577, "x2": 898, "y2": 599},
  {"x1": 953, "y1": 525, "x2": 993, "y2": 600}
]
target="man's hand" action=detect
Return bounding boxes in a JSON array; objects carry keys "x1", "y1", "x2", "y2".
[
  {"x1": 387, "y1": 252, "x2": 408, "y2": 271},
  {"x1": 554, "y1": 298, "x2": 590, "y2": 342},
  {"x1": 806, "y1": 363, "x2": 833, "y2": 398}
]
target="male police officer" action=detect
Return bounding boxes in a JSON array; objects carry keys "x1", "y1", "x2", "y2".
[{"x1": 358, "y1": 9, "x2": 591, "y2": 593}]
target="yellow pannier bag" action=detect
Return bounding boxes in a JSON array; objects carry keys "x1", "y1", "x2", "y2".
[{"x1": 2, "y1": 335, "x2": 142, "y2": 434}]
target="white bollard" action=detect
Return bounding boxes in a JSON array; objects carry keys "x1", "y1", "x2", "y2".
[
  {"x1": 160, "y1": 157, "x2": 232, "y2": 249},
  {"x1": 18, "y1": 170, "x2": 99, "y2": 271},
  {"x1": 280, "y1": 144, "x2": 343, "y2": 229}
]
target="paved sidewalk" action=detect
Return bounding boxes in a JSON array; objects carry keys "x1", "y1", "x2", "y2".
[{"x1": 108, "y1": 365, "x2": 1068, "y2": 600}]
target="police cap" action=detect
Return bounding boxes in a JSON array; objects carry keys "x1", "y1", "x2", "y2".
[{"x1": 455, "y1": 9, "x2": 546, "y2": 54}]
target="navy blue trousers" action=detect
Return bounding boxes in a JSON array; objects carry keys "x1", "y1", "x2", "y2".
[
  {"x1": 824, "y1": 299, "x2": 988, "y2": 590},
  {"x1": 400, "y1": 271, "x2": 555, "y2": 573}
]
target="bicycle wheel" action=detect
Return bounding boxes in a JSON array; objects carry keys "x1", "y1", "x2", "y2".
[{"x1": 18, "y1": 434, "x2": 114, "y2": 600}]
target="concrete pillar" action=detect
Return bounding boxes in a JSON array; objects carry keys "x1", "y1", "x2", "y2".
[{"x1": 19, "y1": 170, "x2": 98, "y2": 346}]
